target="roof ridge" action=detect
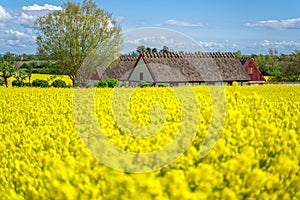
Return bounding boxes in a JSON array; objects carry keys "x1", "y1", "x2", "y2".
[{"x1": 119, "y1": 51, "x2": 238, "y2": 60}]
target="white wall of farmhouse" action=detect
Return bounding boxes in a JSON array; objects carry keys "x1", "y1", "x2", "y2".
[{"x1": 129, "y1": 59, "x2": 154, "y2": 83}]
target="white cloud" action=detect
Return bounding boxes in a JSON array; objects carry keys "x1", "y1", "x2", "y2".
[
  {"x1": 261, "y1": 40, "x2": 300, "y2": 47},
  {"x1": 22, "y1": 4, "x2": 62, "y2": 11},
  {"x1": 197, "y1": 39, "x2": 300, "y2": 54},
  {"x1": 199, "y1": 41, "x2": 224, "y2": 48},
  {"x1": 135, "y1": 38, "x2": 298, "y2": 55},
  {"x1": 0, "y1": 5, "x2": 12, "y2": 20},
  {"x1": 261, "y1": 40, "x2": 271, "y2": 47},
  {"x1": 0, "y1": 5, "x2": 12, "y2": 27},
  {"x1": 7, "y1": 39, "x2": 23, "y2": 46},
  {"x1": 17, "y1": 12, "x2": 37, "y2": 25},
  {"x1": 0, "y1": 4, "x2": 51, "y2": 27},
  {"x1": 245, "y1": 18, "x2": 300, "y2": 29},
  {"x1": 157, "y1": 19, "x2": 204, "y2": 27},
  {"x1": 123, "y1": 35, "x2": 202, "y2": 53},
  {"x1": 5, "y1": 29, "x2": 35, "y2": 41},
  {"x1": 124, "y1": 37, "x2": 157, "y2": 46},
  {"x1": 5, "y1": 29, "x2": 26, "y2": 38},
  {"x1": 2, "y1": 29, "x2": 36, "y2": 51}
]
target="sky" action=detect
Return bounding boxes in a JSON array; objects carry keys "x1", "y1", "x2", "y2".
[{"x1": 0, "y1": 0, "x2": 300, "y2": 55}]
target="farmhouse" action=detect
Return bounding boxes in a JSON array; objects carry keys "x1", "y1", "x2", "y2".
[
  {"x1": 240, "y1": 57, "x2": 266, "y2": 84},
  {"x1": 93, "y1": 52, "x2": 265, "y2": 86},
  {"x1": 104, "y1": 52, "x2": 251, "y2": 86}
]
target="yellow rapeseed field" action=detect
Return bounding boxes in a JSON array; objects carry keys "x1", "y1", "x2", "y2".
[{"x1": 0, "y1": 85, "x2": 299, "y2": 199}]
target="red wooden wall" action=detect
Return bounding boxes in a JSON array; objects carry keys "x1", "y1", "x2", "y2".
[{"x1": 244, "y1": 58, "x2": 266, "y2": 82}]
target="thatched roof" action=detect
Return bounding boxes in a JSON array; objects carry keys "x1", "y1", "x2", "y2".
[
  {"x1": 102, "y1": 52, "x2": 250, "y2": 82},
  {"x1": 102, "y1": 57, "x2": 137, "y2": 80},
  {"x1": 240, "y1": 57, "x2": 250, "y2": 66}
]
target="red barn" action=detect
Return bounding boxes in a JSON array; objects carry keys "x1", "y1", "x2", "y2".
[{"x1": 241, "y1": 58, "x2": 266, "y2": 84}]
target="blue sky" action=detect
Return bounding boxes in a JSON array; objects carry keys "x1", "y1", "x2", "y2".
[{"x1": 0, "y1": 0, "x2": 300, "y2": 55}]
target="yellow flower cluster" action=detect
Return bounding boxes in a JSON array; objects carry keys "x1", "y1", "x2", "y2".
[{"x1": 0, "y1": 85, "x2": 299, "y2": 199}]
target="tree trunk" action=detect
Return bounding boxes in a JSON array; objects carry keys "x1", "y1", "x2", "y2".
[{"x1": 4, "y1": 77, "x2": 8, "y2": 87}]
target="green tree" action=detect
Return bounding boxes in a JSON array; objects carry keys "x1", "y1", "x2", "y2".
[
  {"x1": 161, "y1": 46, "x2": 169, "y2": 53},
  {"x1": 152, "y1": 48, "x2": 158, "y2": 53},
  {"x1": 268, "y1": 49, "x2": 274, "y2": 57},
  {"x1": 146, "y1": 47, "x2": 152, "y2": 53},
  {"x1": 36, "y1": 0, "x2": 122, "y2": 86},
  {"x1": 26, "y1": 64, "x2": 33, "y2": 84},
  {"x1": 14, "y1": 69, "x2": 27, "y2": 82},
  {"x1": 0, "y1": 60, "x2": 15, "y2": 87},
  {"x1": 137, "y1": 45, "x2": 146, "y2": 53},
  {"x1": 234, "y1": 50, "x2": 242, "y2": 58},
  {"x1": 3, "y1": 52, "x2": 15, "y2": 62},
  {"x1": 282, "y1": 50, "x2": 300, "y2": 80}
]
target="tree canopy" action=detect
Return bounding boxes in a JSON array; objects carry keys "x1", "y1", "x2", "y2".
[
  {"x1": 35, "y1": 0, "x2": 122, "y2": 86},
  {"x1": 0, "y1": 59, "x2": 15, "y2": 87},
  {"x1": 251, "y1": 49, "x2": 300, "y2": 81}
]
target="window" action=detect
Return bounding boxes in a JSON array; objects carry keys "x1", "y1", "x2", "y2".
[
  {"x1": 248, "y1": 67, "x2": 253, "y2": 74},
  {"x1": 139, "y1": 72, "x2": 143, "y2": 80}
]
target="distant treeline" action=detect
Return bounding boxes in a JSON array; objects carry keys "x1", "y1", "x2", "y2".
[
  {"x1": 0, "y1": 52, "x2": 63, "y2": 75},
  {"x1": 236, "y1": 49, "x2": 300, "y2": 82},
  {"x1": 17, "y1": 61, "x2": 64, "y2": 75}
]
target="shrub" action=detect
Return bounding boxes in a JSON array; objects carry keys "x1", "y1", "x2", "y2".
[
  {"x1": 51, "y1": 79, "x2": 67, "y2": 88},
  {"x1": 139, "y1": 81, "x2": 149, "y2": 88},
  {"x1": 12, "y1": 80, "x2": 25, "y2": 87},
  {"x1": 32, "y1": 79, "x2": 49, "y2": 88},
  {"x1": 0, "y1": 79, "x2": 4, "y2": 86},
  {"x1": 158, "y1": 83, "x2": 168, "y2": 87},
  {"x1": 97, "y1": 79, "x2": 119, "y2": 88},
  {"x1": 20, "y1": 63, "x2": 29, "y2": 69},
  {"x1": 97, "y1": 80, "x2": 108, "y2": 88},
  {"x1": 106, "y1": 79, "x2": 119, "y2": 88}
]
